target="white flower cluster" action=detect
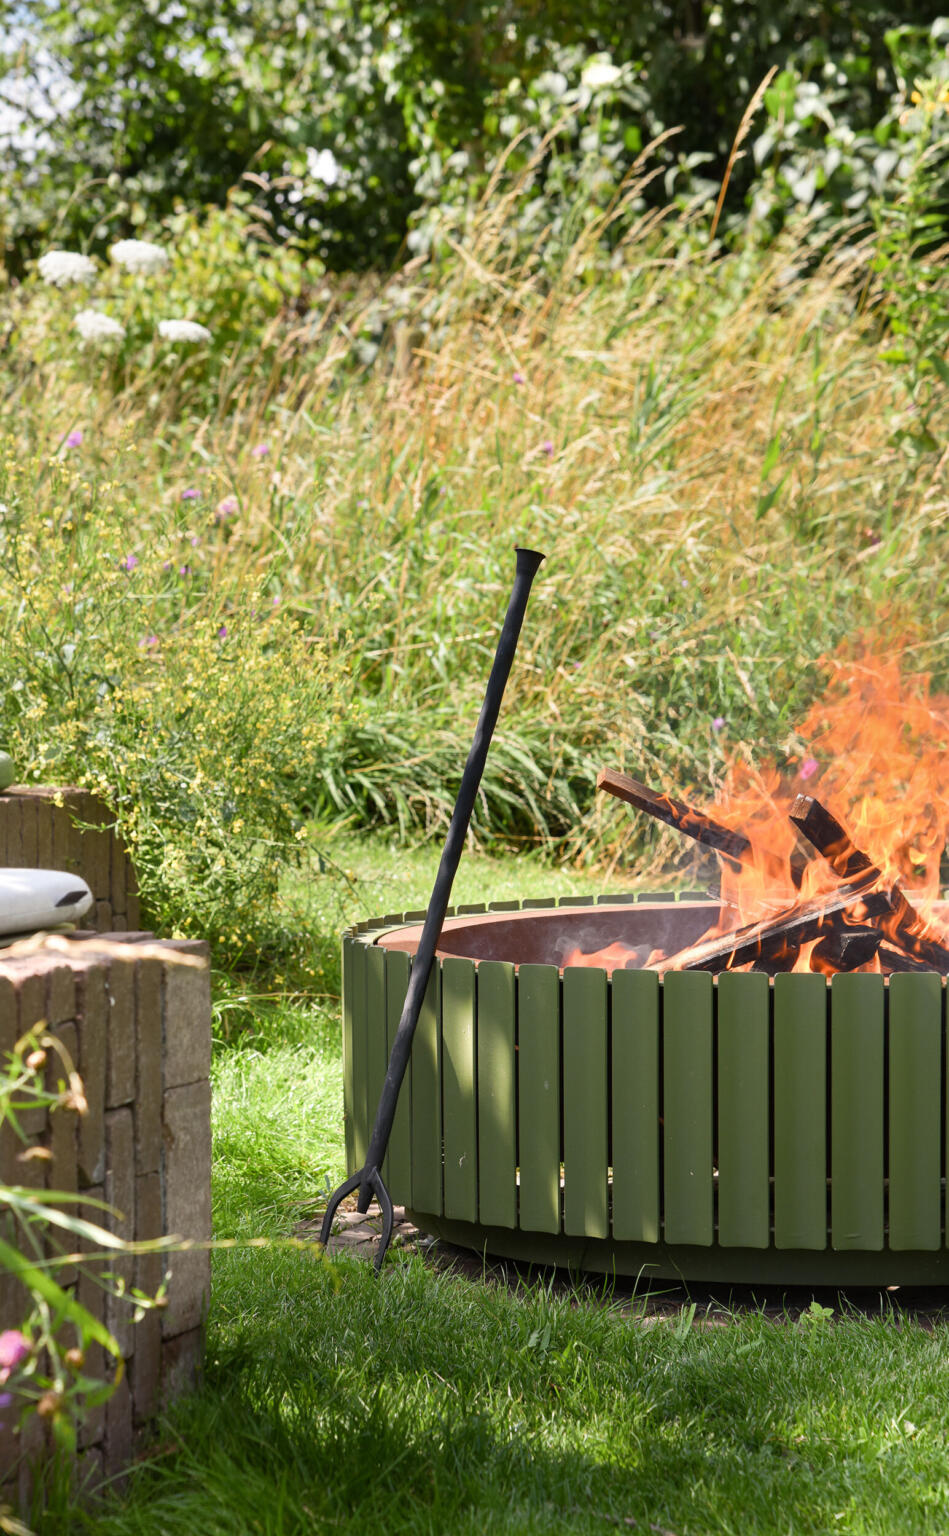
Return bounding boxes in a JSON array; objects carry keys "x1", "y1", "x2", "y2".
[
  {"x1": 109, "y1": 238, "x2": 169, "y2": 275},
  {"x1": 581, "y1": 59, "x2": 622, "y2": 92},
  {"x1": 157, "y1": 318, "x2": 212, "y2": 343},
  {"x1": 73, "y1": 309, "x2": 126, "y2": 346},
  {"x1": 37, "y1": 250, "x2": 97, "y2": 287}
]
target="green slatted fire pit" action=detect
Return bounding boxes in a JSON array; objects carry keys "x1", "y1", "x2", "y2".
[{"x1": 342, "y1": 893, "x2": 949, "y2": 1284}]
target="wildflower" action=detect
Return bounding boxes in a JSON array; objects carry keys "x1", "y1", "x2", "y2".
[
  {"x1": 140, "y1": 634, "x2": 159, "y2": 648},
  {"x1": 37, "y1": 250, "x2": 96, "y2": 287},
  {"x1": 120, "y1": 554, "x2": 139, "y2": 571},
  {"x1": 541, "y1": 440, "x2": 554, "y2": 456},
  {"x1": 711, "y1": 716, "x2": 725, "y2": 732},
  {"x1": 799, "y1": 756, "x2": 819, "y2": 780},
  {"x1": 64, "y1": 429, "x2": 83, "y2": 448},
  {"x1": 251, "y1": 443, "x2": 269, "y2": 458},
  {"x1": 217, "y1": 624, "x2": 228, "y2": 639},
  {"x1": 74, "y1": 309, "x2": 126, "y2": 346},
  {"x1": 581, "y1": 58, "x2": 621, "y2": 92},
  {"x1": 179, "y1": 565, "x2": 191, "y2": 577},
  {"x1": 0, "y1": 1331, "x2": 30, "y2": 1379},
  {"x1": 513, "y1": 370, "x2": 525, "y2": 384},
  {"x1": 157, "y1": 318, "x2": 211, "y2": 343},
  {"x1": 110, "y1": 238, "x2": 168, "y2": 275},
  {"x1": 215, "y1": 495, "x2": 238, "y2": 521},
  {"x1": 180, "y1": 488, "x2": 199, "y2": 501}
]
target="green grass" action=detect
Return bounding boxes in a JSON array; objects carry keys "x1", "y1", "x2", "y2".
[{"x1": 30, "y1": 834, "x2": 949, "y2": 1536}]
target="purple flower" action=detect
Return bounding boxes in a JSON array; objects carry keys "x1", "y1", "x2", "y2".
[
  {"x1": 711, "y1": 716, "x2": 725, "y2": 732},
  {"x1": 513, "y1": 371, "x2": 525, "y2": 385},
  {"x1": 251, "y1": 443, "x2": 269, "y2": 458},
  {"x1": 120, "y1": 554, "x2": 138, "y2": 572},
  {"x1": 162, "y1": 560, "x2": 172, "y2": 571},
  {"x1": 180, "y1": 488, "x2": 199, "y2": 501},
  {"x1": 0, "y1": 1331, "x2": 30, "y2": 1376},
  {"x1": 215, "y1": 496, "x2": 238, "y2": 522},
  {"x1": 179, "y1": 565, "x2": 191, "y2": 577},
  {"x1": 799, "y1": 756, "x2": 819, "y2": 781},
  {"x1": 140, "y1": 634, "x2": 159, "y2": 649},
  {"x1": 217, "y1": 624, "x2": 227, "y2": 639},
  {"x1": 541, "y1": 440, "x2": 554, "y2": 457},
  {"x1": 64, "y1": 430, "x2": 83, "y2": 448},
  {"x1": 188, "y1": 533, "x2": 200, "y2": 547}
]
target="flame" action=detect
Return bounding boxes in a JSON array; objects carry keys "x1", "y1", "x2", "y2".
[{"x1": 567, "y1": 643, "x2": 949, "y2": 975}]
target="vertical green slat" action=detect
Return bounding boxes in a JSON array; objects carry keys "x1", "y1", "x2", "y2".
[
  {"x1": 517, "y1": 964, "x2": 561, "y2": 1234},
  {"x1": 611, "y1": 970, "x2": 660, "y2": 1242},
  {"x1": 831, "y1": 973, "x2": 884, "y2": 1250},
  {"x1": 351, "y1": 940, "x2": 369, "y2": 1170},
  {"x1": 774, "y1": 973, "x2": 827, "y2": 1249},
  {"x1": 717, "y1": 972, "x2": 769, "y2": 1248},
  {"x1": 562, "y1": 968, "x2": 609, "y2": 1238},
  {"x1": 889, "y1": 973, "x2": 942, "y2": 1251},
  {"x1": 662, "y1": 971, "x2": 713, "y2": 1246},
  {"x1": 342, "y1": 935, "x2": 355, "y2": 1174},
  {"x1": 410, "y1": 964, "x2": 442, "y2": 1216},
  {"x1": 477, "y1": 961, "x2": 517, "y2": 1228},
  {"x1": 365, "y1": 944, "x2": 389, "y2": 1169},
  {"x1": 441, "y1": 958, "x2": 478, "y2": 1223},
  {"x1": 384, "y1": 949, "x2": 412, "y2": 1203}
]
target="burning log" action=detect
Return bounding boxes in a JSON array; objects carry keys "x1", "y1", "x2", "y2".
[
  {"x1": 598, "y1": 768, "x2": 812, "y2": 889},
  {"x1": 656, "y1": 882, "x2": 893, "y2": 974},
  {"x1": 597, "y1": 769, "x2": 751, "y2": 865},
  {"x1": 789, "y1": 794, "x2": 949, "y2": 973}
]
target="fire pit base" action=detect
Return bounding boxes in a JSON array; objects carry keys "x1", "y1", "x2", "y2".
[
  {"x1": 344, "y1": 894, "x2": 949, "y2": 1290},
  {"x1": 412, "y1": 1215, "x2": 949, "y2": 1287}
]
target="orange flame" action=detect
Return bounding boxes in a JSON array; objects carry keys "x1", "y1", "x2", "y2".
[{"x1": 567, "y1": 643, "x2": 949, "y2": 975}]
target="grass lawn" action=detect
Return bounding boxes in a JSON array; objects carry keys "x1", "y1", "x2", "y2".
[{"x1": 32, "y1": 834, "x2": 949, "y2": 1536}]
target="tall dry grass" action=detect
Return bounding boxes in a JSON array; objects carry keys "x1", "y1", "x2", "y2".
[{"x1": 3, "y1": 181, "x2": 946, "y2": 878}]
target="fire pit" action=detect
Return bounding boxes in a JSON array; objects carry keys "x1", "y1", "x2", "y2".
[{"x1": 342, "y1": 892, "x2": 949, "y2": 1284}]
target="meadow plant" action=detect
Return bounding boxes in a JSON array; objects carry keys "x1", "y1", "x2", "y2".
[{"x1": 0, "y1": 1029, "x2": 166, "y2": 1461}]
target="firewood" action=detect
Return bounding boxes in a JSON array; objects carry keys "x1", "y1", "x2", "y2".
[
  {"x1": 597, "y1": 769, "x2": 751, "y2": 864},
  {"x1": 789, "y1": 794, "x2": 949, "y2": 972},
  {"x1": 656, "y1": 882, "x2": 892, "y2": 974}
]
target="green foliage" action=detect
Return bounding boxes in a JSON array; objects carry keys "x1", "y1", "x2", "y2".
[
  {"x1": 0, "y1": 445, "x2": 351, "y2": 965},
  {"x1": 0, "y1": 1027, "x2": 166, "y2": 1459},
  {"x1": 13, "y1": 198, "x2": 324, "y2": 414},
  {"x1": 4, "y1": 1, "x2": 949, "y2": 274}
]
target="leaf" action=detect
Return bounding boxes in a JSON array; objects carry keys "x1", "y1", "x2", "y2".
[
  {"x1": 761, "y1": 431, "x2": 781, "y2": 479},
  {"x1": 0, "y1": 1234, "x2": 122, "y2": 1358},
  {"x1": 755, "y1": 474, "x2": 788, "y2": 520}
]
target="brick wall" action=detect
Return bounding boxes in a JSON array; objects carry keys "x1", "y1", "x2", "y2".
[
  {"x1": 0, "y1": 934, "x2": 212, "y2": 1502},
  {"x1": 0, "y1": 787, "x2": 140, "y2": 932}
]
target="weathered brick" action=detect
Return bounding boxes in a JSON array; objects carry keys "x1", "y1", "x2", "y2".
[
  {"x1": 131, "y1": 1171, "x2": 165, "y2": 1424},
  {"x1": 35, "y1": 796, "x2": 53, "y2": 870},
  {"x1": 3, "y1": 796, "x2": 22, "y2": 865},
  {"x1": 112, "y1": 915, "x2": 128, "y2": 932},
  {"x1": 0, "y1": 973, "x2": 20, "y2": 1187},
  {"x1": 76, "y1": 1184, "x2": 106, "y2": 1451},
  {"x1": 110, "y1": 835, "x2": 127, "y2": 919},
  {"x1": 46, "y1": 963, "x2": 75, "y2": 1028},
  {"x1": 106, "y1": 959, "x2": 135, "y2": 1107},
  {"x1": 163, "y1": 961, "x2": 212, "y2": 1089},
  {"x1": 51, "y1": 798, "x2": 70, "y2": 873},
  {"x1": 75, "y1": 1446, "x2": 104, "y2": 1496},
  {"x1": 47, "y1": 1018, "x2": 79, "y2": 1286},
  {"x1": 95, "y1": 899, "x2": 113, "y2": 933},
  {"x1": 103, "y1": 1108, "x2": 135, "y2": 1358},
  {"x1": 0, "y1": 796, "x2": 10, "y2": 865},
  {"x1": 17, "y1": 796, "x2": 37, "y2": 868},
  {"x1": 161, "y1": 1080, "x2": 211, "y2": 1338},
  {"x1": 135, "y1": 959, "x2": 163, "y2": 1175},
  {"x1": 73, "y1": 792, "x2": 112, "y2": 903},
  {"x1": 103, "y1": 1370, "x2": 133, "y2": 1482},
  {"x1": 160, "y1": 1325, "x2": 204, "y2": 1408},
  {"x1": 74, "y1": 962, "x2": 107, "y2": 1186},
  {"x1": 126, "y1": 890, "x2": 141, "y2": 930}
]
